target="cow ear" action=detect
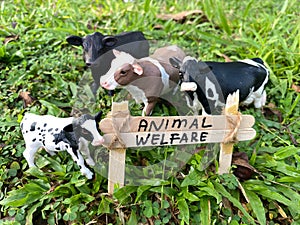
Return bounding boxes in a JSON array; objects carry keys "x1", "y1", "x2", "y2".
[
  {"x1": 103, "y1": 36, "x2": 117, "y2": 47},
  {"x1": 94, "y1": 111, "x2": 102, "y2": 123},
  {"x1": 112, "y1": 49, "x2": 121, "y2": 57},
  {"x1": 132, "y1": 63, "x2": 143, "y2": 75},
  {"x1": 66, "y1": 35, "x2": 83, "y2": 46},
  {"x1": 63, "y1": 124, "x2": 73, "y2": 132},
  {"x1": 169, "y1": 57, "x2": 182, "y2": 69}
]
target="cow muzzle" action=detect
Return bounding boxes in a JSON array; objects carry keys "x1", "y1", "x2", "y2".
[
  {"x1": 180, "y1": 82, "x2": 197, "y2": 91},
  {"x1": 91, "y1": 137, "x2": 105, "y2": 146}
]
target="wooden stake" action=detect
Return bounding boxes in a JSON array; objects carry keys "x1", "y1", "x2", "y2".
[
  {"x1": 218, "y1": 90, "x2": 240, "y2": 175},
  {"x1": 107, "y1": 101, "x2": 129, "y2": 194}
]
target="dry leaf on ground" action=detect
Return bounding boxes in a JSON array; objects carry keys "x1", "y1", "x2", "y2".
[{"x1": 157, "y1": 10, "x2": 208, "y2": 24}]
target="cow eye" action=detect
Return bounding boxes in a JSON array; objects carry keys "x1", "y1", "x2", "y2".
[
  {"x1": 120, "y1": 70, "x2": 127, "y2": 76},
  {"x1": 81, "y1": 129, "x2": 89, "y2": 134}
]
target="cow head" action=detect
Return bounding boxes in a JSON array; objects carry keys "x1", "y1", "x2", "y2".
[
  {"x1": 100, "y1": 50, "x2": 136, "y2": 90},
  {"x1": 66, "y1": 32, "x2": 119, "y2": 66},
  {"x1": 63, "y1": 111, "x2": 104, "y2": 146},
  {"x1": 170, "y1": 56, "x2": 206, "y2": 83}
]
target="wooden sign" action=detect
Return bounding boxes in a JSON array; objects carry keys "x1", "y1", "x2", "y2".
[
  {"x1": 100, "y1": 95, "x2": 256, "y2": 194},
  {"x1": 100, "y1": 115, "x2": 255, "y2": 148}
]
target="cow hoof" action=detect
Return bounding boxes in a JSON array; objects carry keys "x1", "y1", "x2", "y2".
[
  {"x1": 86, "y1": 159, "x2": 95, "y2": 166},
  {"x1": 81, "y1": 169, "x2": 93, "y2": 179}
]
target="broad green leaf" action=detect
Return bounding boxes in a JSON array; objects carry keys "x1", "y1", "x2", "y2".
[
  {"x1": 135, "y1": 185, "x2": 151, "y2": 203},
  {"x1": 0, "y1": 189, "x2": 28, "y2": 207},
  {"x1": 277, "y1": 176, "x2": 300, "y2": 183},
  {"x1": 244, "y1": 180, "x2": 299, "y2": 214},
  {"x1": 150, "y1": 186, "x2": 178, "y2": 197},
  {"x1": 274, "y1": 146, "x2": 299, "y2": 160},
  {"x1": 200, "y1": 197, "x2": 211, "y2": 225},
  {"x1": 177, "y1": 198, "x2": 189, "y2": 224},
  {"x1": 180, "y1": 187, "x2": 199, "y2": 202},
  {"x1": 143, "y1": 200, "x2": 153, "y2": 218},
  {"x1": 63, "y1": 193, "x2": 94, "y2": 205},
  {"x1": 244, "y1": 189, "x2": 266, "y2": 225},
  {"x1": 24, "y1": 180, "x2": 50, "y2": 193},
  {"x1": 181, "y1": 169, "x2": 205, "y2": 187},
  {"x1": 25, "y1": 200, "x2": 44, "y2": 225},
  {"x1": 195, "y1": 186, "x2": 222, "y2": 203},
  {"x1": 98, "y1": 196, "x2": 112, "y2": 214},
  {"x1": 213, "y1": 181, "x2": 255, "y2": 224},
  {"x1": 25, "y1": 167, "x2": 48, "y2": 182},
  {"x1": 39, "y1": 100, "x2": 62, "y2": 116},
  {"x1": 114, "y1": 186, "x2": 137, "y2": 203},
  {"x1": 162, "y1": 199, "x2": 170, "y2": 209},
  {"x1": 127, "y1": 209, "x2": 138, "y2": 225}
]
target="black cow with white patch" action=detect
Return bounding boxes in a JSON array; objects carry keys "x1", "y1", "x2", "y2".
[
  {"x1": 20, "y1": 112, "x2": 104, "y2": 179},
  {"x1": 170, "y1": 56, "x2": 269, "y2": 114},
  {"x1": 66, "y1": 31, "x2": 150, "y2": 94}
]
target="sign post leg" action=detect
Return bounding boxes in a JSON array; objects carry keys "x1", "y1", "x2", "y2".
[
  {"x1": 107, "y1": 101, "x2": 129, "y2": 194},
  {"x1": 218, "y1": 90, "x2": 240, "y2": 174},
  {"x1": 108, "y1": 148, "x2": 126, "y2": 194}
]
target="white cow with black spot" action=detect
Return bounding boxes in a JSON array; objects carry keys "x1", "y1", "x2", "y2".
[
  {"x1": 20, "y1": 112, "x2": 104, "y2": 179},
  {"x1": 170, "y1": 56, "x2": 269, "y2": 115}
]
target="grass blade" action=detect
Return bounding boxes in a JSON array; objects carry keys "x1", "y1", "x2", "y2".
[{"x1": 244, "y1": 189, "x2": 266, "y2": 225}]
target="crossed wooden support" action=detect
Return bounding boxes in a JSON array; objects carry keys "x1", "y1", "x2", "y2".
[{"x1": 99, "y1": 91, "x2": 256, "y2": 194}]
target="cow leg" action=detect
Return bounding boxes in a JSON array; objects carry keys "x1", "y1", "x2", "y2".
[
  {"x1": 78, "y1": 138, "x2": 95, "y2": 166},
  {"x1": 143, "y1": 101, "x2": 157, "y2": 116},
  {"x1": 23, "y1": 146, "x2": 39, "y2": 167},
  {"x1": 91, "y1": 82, "x2": 99, "y2": 96},
  {"x1": 45, "y1": 149, "x2": 57, "y2": 156},
  {"x1": 65, "y1": 146, "x2": 93, "y2": 179},
  {"x1": 185, "y1": 93, "x2": 203, "y2": 115},
  {"x1": 254, "y1": 90, "x2": 267, "y2": 108}
]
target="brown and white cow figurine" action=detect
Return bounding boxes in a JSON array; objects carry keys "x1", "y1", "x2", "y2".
[
  {"x1": 100, "y1": 45, "x2": 186, "y2": 116},
  {"x1": 20, "y1": 112, "x2": 104, "y2": 179}
]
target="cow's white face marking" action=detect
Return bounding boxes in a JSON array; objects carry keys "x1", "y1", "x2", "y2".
[
  {"x1": 205, "y1": 77, "x2": 224, "y2": 108},
  {"x1": 100, "y1": 51, "x2": 135, "y2": 90},
  {"x1": 81, "y1": 119, "x2": 104, "y2": 146}
]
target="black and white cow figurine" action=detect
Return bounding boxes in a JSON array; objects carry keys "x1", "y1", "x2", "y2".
[
  {"x1": 170, "y1": 56, "x2": 269, "y2": 115},
  {"x1": 20, "y1": 112, "x2": 104, "y2": 179},
  {"x1": 66, "y1": 31, "x2": 150, "y2": 94}
]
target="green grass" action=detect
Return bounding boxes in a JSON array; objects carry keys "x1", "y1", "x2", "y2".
[{"x1": 0, "y1": 0, "x2": 300, "y2": 224}]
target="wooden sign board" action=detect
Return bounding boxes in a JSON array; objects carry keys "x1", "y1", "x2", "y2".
[
  {"x1": 100, "y1": 97, "x2": 256, "y2": 194},
  {"x1": 100, "y1": 115, "x2": 255, "y2": 149}
]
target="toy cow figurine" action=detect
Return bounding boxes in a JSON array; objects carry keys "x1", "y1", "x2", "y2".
[
  {"x1": 100, "y1": 45, "x2": 186, "y2": 116},
  {"x1": 67, "y1": 31, "x2": 149, "y2": 94},
  {"x1": 20, "y1": 112, "x2": 104, "y2": 179},
  {"x1": 170, "y1": 56, "x2": 269, "y2": 114}
]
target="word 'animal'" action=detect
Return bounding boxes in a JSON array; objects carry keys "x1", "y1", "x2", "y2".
[
  {"x1": 20, "y1": 112, "x2": 104, "y2": 179},
  {"x1": 100, "y1": 45, "x2": 186, "y2": 116},
  {"x1": 67, "y1": 31, "x2": 149, "y2": 93},
  {"x1": 170, "y1": 57, "x2": 269, "y2": 114}
]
